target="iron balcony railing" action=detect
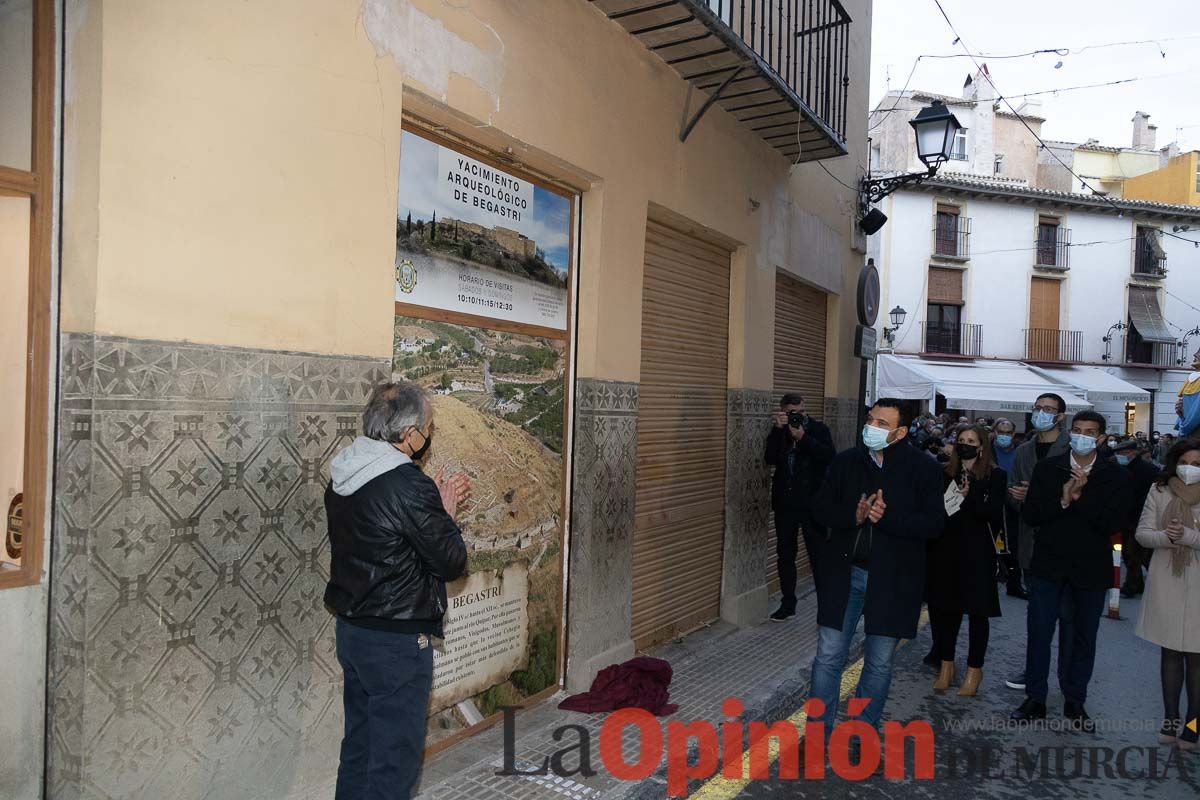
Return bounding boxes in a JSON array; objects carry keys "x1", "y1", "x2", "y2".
[
  {"x1": 934, "y1": 217, "x2": 971, "y2": 259},
  {"x1": 1134, "y1": 243, "x2": 1167, "y2": 277},
  {"x1": 594, "y1": 1, "x2": 852, "y2": 162},
  {"x1": 921, "y1": 322, "x2": 982, "y2": 357},
  {"x1": 1124, "y1": 335, "x2": 1177, "y2": 367},
  {"x1": 702, "y1": 0, "x2": 852, "y2": 144},
  {"x1": 1024, "y1": 328, "x2": 1083, "y2": 362},
  {"x1": 1035, "y1": 227, "x2": 1071, "y2": 269}
]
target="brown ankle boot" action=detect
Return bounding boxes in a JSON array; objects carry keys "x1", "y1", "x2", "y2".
[
  {"x1": 933, "y1": 660, "x2": 955, "y2": 691},
  {"x1": 958, "y1": 666, "x2": 983, "y2": 696}
]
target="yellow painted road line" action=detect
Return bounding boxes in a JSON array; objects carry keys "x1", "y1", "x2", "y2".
[{"x1": 691, "y1": 610, "x2": 929, "y2": 800}]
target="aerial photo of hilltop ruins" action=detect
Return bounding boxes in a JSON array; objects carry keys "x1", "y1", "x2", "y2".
[{"x1": 392, "y1": 315, "x2": 565, "y2": 738}]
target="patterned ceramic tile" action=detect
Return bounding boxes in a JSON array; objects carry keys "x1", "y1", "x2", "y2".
[
  {"x1": 723, "y1": 389, "x2": 774, "y2": 598},
  {"x1": 47, "y1": 333, "x2": 388, "y2": 800},
  {"x1": 566, "y1": 379, "x2": 638, "y2": 664}
]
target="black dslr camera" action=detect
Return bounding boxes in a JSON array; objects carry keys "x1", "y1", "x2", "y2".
[{"x1": 787, "y1": 411, "x2": 808, "y2": 430}]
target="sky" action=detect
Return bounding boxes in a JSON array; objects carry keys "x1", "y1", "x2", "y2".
[
  {"x1": 396, "y1": 131, "x2": 572, "y2": 275},
  {"x1": 869, "y1": 0, "x2": 1200, "y2": 152}
]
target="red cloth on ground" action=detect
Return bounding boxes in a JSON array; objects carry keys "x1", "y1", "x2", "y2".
[{"x1": 558, "y1": 656, "x2": 678, "y2": 716}]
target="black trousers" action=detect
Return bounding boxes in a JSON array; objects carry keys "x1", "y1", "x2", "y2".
[
  {"x1": 775, "y1": 509, "x2": 824, "y2": 609},
  {"x1": 930, "y1": 608, "x2": 990, "y2": 668}
]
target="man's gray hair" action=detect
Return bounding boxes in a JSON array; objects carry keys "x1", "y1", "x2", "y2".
[
  {"x1": 362, "y1": 381, "x2": 430, "y2": 443},
  {"x1": 994, "y1": 417, "x2": 1016, "y2": 433}
]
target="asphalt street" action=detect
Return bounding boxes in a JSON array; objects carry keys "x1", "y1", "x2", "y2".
[{"x1": 699, "y1": 591, "x2": 1199, "y2": 800}]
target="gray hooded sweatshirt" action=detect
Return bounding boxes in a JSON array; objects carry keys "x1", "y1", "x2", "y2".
[{"x1": 329, "y1": 436, "x2": 413, "y2": 496}]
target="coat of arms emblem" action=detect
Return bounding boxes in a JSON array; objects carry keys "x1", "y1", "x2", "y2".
[{"x1": 396, "y1": 259, "x2": 418, "y2": 294}]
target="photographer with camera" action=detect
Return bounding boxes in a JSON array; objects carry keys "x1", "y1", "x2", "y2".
[{"x1": 764, "y1": 393, "x2": 835, "y2": 622}]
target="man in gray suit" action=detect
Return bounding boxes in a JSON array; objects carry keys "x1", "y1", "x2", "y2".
[{"x1": 1005, "y1": 392, "x2": 1073, "y2": 693}]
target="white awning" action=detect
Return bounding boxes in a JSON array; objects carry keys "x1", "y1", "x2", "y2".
[
  {"x1": 1027, "y1": 365, "x2": 1151, "y2": 404},
  {"x1": 876, "y1": 355, "x2": 1092, "y2": 413}
]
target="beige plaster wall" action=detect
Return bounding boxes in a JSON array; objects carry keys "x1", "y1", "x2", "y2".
[
  {"x1": 63, "y1": 0, "x2": 871, "y2": 390},
  {"x1": 994, "y1": 115, "x2": 1042, "y2": 185}
]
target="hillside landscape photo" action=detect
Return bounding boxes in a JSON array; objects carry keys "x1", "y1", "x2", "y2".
[{"x1": 393, "y1": 315, "x2": 566, "y2": 741}]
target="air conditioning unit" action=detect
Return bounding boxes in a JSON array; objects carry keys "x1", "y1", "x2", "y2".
[{"x1": 2, "y1": 493, "x2": 22, "y2": 568}]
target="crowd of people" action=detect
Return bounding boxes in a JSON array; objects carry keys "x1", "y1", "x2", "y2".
[
  {"x1": 315, "y1": 378, "x2": 1200, "y2": 797},
  {"x1": 766, "y1": 391, "x2": 1200, "y2": 758}
]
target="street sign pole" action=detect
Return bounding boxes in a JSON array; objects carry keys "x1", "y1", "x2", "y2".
[{"x1": 854, "y1": 260, "x2": 881, "y2": 442}]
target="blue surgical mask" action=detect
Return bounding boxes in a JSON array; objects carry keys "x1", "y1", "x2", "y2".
[
  {"x1": 1115, "y1": 454, "x2": 1132, "y2": 466},
  {"x1": 1031, "y1": 410, "x2": 1058, "y2": 431},
  {"x1": 995, "y1": 434, "x2": 1013, "y2": 449},
  {"x1": 1069, "y1": 433, "x2": 1098, "y2": 455},
  {"x1": 862, "y1": 424, "x2": 892, "y2": 451}
]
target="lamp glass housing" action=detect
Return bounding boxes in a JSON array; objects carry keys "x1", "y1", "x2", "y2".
[{"x1": 910, "y1": 100, "x2": 962, "y2": 169}]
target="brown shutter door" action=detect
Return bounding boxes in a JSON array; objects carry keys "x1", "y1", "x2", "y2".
[
  {"x1": 766, "y1": 272, "x2": 828, "y2": 590},
  {"x1": 1028, "y1": 278, "x2": 1061, "y2": 360},
  {"x1": 632, "y1": 219, "x2": 730, "y2": 648}
]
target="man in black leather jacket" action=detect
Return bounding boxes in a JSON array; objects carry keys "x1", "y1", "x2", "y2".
[
  {"x1": 764, "y1": 392, "x2": 835, "y2": 621},
  {"x1": 324, "y1": 381, "x2": 470, "y2": 800}
]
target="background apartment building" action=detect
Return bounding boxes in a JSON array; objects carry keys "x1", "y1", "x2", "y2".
[{"x1": 867, "y1": 66, "x2": 1200, "y2": 434}]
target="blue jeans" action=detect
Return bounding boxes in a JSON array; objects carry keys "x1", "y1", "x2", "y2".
[
  {"x1": 335, "y1": 618, "x2": 434, "y2": 800},
  {"x1": 809, "y1": 566, "x2": 900, "y2": 732},
  {"x1": 1024, "y1": 575, "x2": 1106, "y2": 705}
]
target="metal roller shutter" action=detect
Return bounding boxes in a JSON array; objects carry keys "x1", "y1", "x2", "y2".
[
  {"x1": 766, "y1": 272, "x2": 828, "y2": 590},
  {"x1": 632, "y1": 218, "x2": 730, "y2": 648}
]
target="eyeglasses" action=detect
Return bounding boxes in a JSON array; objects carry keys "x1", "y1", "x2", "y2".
[{"x1": 1031, "y1": 404, "x2": 1060, "y2": 414}]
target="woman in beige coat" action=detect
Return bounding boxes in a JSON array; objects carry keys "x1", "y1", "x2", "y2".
[{"x1": 1136, "y1": 439, "x2": 1200, "y2": 751}]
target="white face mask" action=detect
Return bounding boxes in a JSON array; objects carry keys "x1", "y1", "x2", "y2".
[{"x1": 1178, "y1": 464, "x2": 1200, "y2": 485}]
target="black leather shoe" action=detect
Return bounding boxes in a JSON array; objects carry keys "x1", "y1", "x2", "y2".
[
  {"x1": 1011, "y1": 698, "x2": 1047, "y2": 721},
  {"x1": 922, "y1": 647, "x2": 939, "y2": 667},
  {"x1": 1064, "y1": 702, "x2": 1095, "y2": 732},
  {"x1": 1006, "y1": 581, "x2": 1030, "y2": 600}
]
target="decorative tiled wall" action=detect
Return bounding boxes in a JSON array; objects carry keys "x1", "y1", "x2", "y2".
[
  {"x1": 47, "y1": 333, "x2": 390, "y2": 800},
  {"x1": 721, "y1": 390, "x2": 775, "y2": 625},
  {"x1": 565, "y1": 379, "x2": 638, "y2": 691}
]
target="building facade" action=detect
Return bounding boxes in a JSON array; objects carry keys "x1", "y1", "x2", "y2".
[
  {"x1": 0, "y1": 1, "x2": 873, "y2": 798},
  {"x1": 870, "y1": 176, "x2": 1200, "y2": 433},
  {"x1": 867, "y1": 71, "x2": 1200, "y2": 434},
  {"x1": 1125, "y1": 149, "x2": 1200, "y2": 207}
]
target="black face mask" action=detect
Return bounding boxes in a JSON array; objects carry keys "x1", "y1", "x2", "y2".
[
  {"x1": 409, "y1": 429, "x2": 433, "y2": 461},
  {"x1": 955, "y1": 443, "x2": 979, "y2": 460}
]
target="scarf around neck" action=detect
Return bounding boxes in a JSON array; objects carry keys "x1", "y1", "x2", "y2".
[{"x1": 1160, "y1": 477, "x2": 1200, "y2": 577}]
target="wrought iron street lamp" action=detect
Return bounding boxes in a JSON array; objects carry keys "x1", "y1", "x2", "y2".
[
  {"x1": 860, "y1": 100, "x2": 964, "y2": 233},
  {"x1": 883, "y1": 305, "x2": 907, "y2": 347}
]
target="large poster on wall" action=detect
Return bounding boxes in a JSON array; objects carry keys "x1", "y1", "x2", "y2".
[
  {"x1": 395, "y1": 130, "x2": 570, "y2": 332},
  {"x1": 393, "y1": 127, "x2": 572, "y2": 748}
]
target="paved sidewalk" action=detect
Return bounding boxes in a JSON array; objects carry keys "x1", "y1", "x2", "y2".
[{"x1": 412, "y1": 579, "x2": 851, "y2": 799}]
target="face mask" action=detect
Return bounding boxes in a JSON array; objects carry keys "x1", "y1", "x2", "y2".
[
  {"x1": 995, "y1": 434, "x2": 1013, "y2": 449},
  {"x1": 1115, "y1": 454, "x2": 1132, "y2": 467},
  {"x1": 1178, "y1": 464, "x2": 1200, "y2": 485},
  {"x1": 862, "y1": 424, "x2": 892, "y2": 452},
  {"x1": 409, "y1": 428, "x2": 433, "y2": 461},
  {"x1": 1031, "y1": 410, "x2": 1058, "y2": 431},
  {"x1": 955, "y1": 443, "x2": 979, "y2": 460},
  {"x1": 1069, "y1": 433, "x2": 1097, "y2": 455}
]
